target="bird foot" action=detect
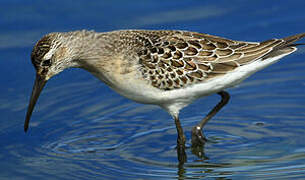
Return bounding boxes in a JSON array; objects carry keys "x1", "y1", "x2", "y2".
[
  {"x1": 177, "y1": 136, "x2": 187, "y2": 164},
  {"x1": 191, "y1": 145, "x2": 208, "y2": 160},
  {"x1": 191, "y1": 126, "x2": 207, "y2": 146}
]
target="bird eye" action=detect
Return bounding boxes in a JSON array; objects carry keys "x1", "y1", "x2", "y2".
[{"x1": 42, "y1": 59, "x2": 52, "y2": 66}]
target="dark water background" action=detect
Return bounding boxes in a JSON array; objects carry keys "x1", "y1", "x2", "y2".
[{"x1": 1, "y1": 0, "x2": 305, "y2": 179}]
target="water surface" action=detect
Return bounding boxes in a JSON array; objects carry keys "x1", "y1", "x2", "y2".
[{"x1": 1, "y1": 0, "x2": 305, "y2": 179}]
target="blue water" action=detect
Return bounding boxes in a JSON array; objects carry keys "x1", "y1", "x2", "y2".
[{"x1": 1, "y1": 0, "x2": 305, "y2": 179}]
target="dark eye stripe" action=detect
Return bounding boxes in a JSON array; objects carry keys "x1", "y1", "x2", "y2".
[{"x1": 42, "y1": 59, "x2": 52, "y2": 66}]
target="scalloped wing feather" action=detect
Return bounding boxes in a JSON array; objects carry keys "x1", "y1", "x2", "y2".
[{"x1": 131, "y1": 30, "x2": 304, "y2": 90}]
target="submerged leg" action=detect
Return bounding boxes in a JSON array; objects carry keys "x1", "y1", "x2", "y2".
[
  {"x1": 191, "y1": 91, "x2": 230, "y2": 146},
  {"x1": 173, "y1": 114, "x2": 187, "y2": 164}
]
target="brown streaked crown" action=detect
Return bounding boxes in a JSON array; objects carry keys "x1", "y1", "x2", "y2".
[{"x1": 31, "y1": 34, "x2": 54, "y2": 70}]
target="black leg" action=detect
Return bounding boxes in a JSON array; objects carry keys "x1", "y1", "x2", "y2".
[
  {"x1": 173, "y1": 114, "x2": 187, "y2": 164},
  {"x1": 191, "y1": 91, "x2": 230, "y2": 146}
]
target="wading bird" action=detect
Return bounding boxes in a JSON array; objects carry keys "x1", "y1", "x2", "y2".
[{"x1": 24, "y1": 30, "x2": 305, "y2": 163}]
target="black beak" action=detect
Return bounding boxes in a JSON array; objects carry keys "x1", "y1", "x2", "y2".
[{"x1": 24, "y1": 74, "x2": 47, "y2": 132}]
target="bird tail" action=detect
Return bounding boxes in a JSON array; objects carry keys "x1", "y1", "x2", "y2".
[
  {"x1": 282, "y1": 33, "x2": 305, "y2": 47},
  {"x1": 262, "y1": 33, "x2": 305, "y2": 60}
]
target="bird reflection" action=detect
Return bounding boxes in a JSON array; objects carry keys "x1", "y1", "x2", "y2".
[{"x1": 177, "y1": 142, "x2": 233, "y2": 179}]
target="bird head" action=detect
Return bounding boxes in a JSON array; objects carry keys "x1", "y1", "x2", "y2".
[{"x1": 24, "y1": 33, "x2": 79, "y2": 132}]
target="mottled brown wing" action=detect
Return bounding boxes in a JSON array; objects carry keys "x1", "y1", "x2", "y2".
[{"x1": 135, "y1": 30, "x2": 285, "y2": 90}]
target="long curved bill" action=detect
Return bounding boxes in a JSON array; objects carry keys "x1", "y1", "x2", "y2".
[{"x1": 24, "y1": 74, "x2": 47, "y2": 132}]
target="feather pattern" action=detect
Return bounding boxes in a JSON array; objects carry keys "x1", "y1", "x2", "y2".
[{"x1": 115, "y1": 30, "x2": 304, "y2": 90}]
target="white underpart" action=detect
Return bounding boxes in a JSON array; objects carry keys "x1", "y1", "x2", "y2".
[{"x1": 101, "y1": 48, "x2": 297, "y2": 118}]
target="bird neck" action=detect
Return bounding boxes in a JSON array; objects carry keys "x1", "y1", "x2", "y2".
[
  {"x1": 65, "y1": 31, "x2": 117, "y2": 69},
  {"x1": 64, "y1": 31, "x2": 122, "y2": 86}
]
